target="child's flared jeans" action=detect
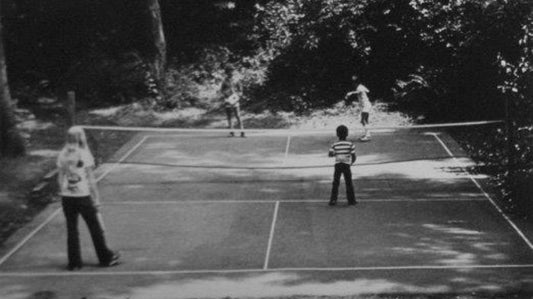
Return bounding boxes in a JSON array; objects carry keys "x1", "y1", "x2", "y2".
[{"x1": 330, "y1": 163, "x2": 356, "y2": 204}]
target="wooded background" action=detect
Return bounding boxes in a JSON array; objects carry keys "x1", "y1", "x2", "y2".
[{"x1": 0, "y1": 0, "x2": 529, "y2": 117}]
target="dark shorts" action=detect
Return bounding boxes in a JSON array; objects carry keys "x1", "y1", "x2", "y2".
[{"x1": 361, "y1": 112, "x2": 369, "y2": 125}]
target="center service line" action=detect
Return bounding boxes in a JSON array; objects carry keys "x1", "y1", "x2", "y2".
[
  {"x1": 264, "y1": 201, "x2": 280, "y2": 270},
  {"x1": 431, "y1": 133, "x2": 533, "y2": 251}
]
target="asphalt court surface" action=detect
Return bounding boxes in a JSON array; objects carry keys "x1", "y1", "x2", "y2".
[
  {"x1": 1, "y1": 129, "x2": 533, "y2": 298},
  {"x1": 98, "y1": 130, "x2": 484, "y2": 202}
]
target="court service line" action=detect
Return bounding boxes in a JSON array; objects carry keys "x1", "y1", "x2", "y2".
[
  {"x1": 0, "y1": 136, "x2": 148, "y2": 268},
  {"x1": 106, "y1": 198, "x2": 488, "y2": 205},
  {"x1": 264, "y1": 201, "x2": 280, "y2": 270},
  {"x1": 2, "y1": 263, "x2": 533, "y2": 277},
  {"x1": 431, "y1": 133, "x2": 533, "y2": 251}
]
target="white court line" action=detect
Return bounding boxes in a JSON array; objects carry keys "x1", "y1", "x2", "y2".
[
  {"x1": 0, "y1": 209, "x2": 62, "y2": 266},
  {"x1": 0, "y1": 135, "x2": 149, "y2": 268},
  {"x1": 264, "y1": 201, "x2": 280, "y2": 270},
  {"x1": 106, "y1": 198, "x2": 488, "y2": 205},
  {"x1": 1, "y1": 263, "x2": 533, "y2": 277},
  {"x1": 431, "y1": 133, "x2": 533, "y2": 251}
]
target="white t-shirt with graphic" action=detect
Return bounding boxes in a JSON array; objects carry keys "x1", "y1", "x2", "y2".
[{"x1": 57, "y1": 147, "x2": 95, "y2": 197}]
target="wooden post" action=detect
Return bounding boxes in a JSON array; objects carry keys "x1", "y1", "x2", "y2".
[{"x1": 67, "y1": 91, "x2": 76, "y2": 126}]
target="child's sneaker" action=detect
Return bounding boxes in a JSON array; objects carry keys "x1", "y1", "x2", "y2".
[
  {"x1": 360, "y1": 136, "x2": 371, "y2": 142},
  {"x1": 67, "y1": 264, "x2": 83, "y2": 271},
  {"x1": 101, "y1": 251, "x2": 120, "y2": 267},
  {"x1": 328, "y1": 200, "x2": 337, "y2": 206},
  {"x1": 228, "y1": 132, "x2": 235, "y2": 137},
  {"x1": 240, "y1": 132, "x2": 246, "y2": 138}
]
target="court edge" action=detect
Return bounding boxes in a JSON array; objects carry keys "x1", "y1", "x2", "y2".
[{"x1": 1, "y1": 263, "x2": 533, "y2": 277}]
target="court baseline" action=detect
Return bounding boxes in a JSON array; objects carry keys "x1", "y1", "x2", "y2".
[{"x1": 1, "y1": 264, "x2": 533, "y2": 277}]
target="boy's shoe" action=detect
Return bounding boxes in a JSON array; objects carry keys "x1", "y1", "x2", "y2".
[
  {"x1": 228, "y1": 132, "x2": 235, "y2": 137},
  {"x1": 359, "y1": 136, "x2": 371, "y2": 142},
  {"x1": 348, "y1": 201, "x2": 357, "y2": 206},
  {"x1": 240, "y1": 132, "x2": 246, "y2": 138},
  {"x1": 328, "y1": 200, "x2": 337, "y2": 206},
  {"x1": 67, "y1": 264, "x2": 83, "y2": 271},
  {"x1": 101, "y1": 251, "x2": 120, "y2": 267}
]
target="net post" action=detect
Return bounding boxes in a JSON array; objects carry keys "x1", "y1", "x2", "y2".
[{"x1": 67, "y1": 91, "x2": 76, "y2": 126}]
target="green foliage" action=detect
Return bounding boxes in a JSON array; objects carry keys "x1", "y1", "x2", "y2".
[
  {"x1": 495, "y1": 15, "x2": 533, "y2": 214},
  {"x1": 454, "y1": 13, "x2": 533, "y2": 215},
  {"x1": 249, "y1": 0, "x2": 532, "y2": 120},
  {"x1": 249, "y1": 0, "x2": 370, "y2": 111},
  {"x1": 162, "y1": 46, "x2": 269, "y2": 110},
  {"x1": 55, "y1": 51, "x2": 161, "y2": 107},
  {"x1": 163, "y1": 47, "x2": 230, "y2": 109}
]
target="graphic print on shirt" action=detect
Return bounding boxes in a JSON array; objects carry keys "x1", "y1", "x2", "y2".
[
  {"x1": 58, "y1": 148, "x2": 94, "y2": 197},
  {"x1": 66, "y1": 160, "x2": 84, "y2": 193}
]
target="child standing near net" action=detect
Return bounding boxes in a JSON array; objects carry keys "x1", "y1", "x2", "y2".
[
  {"x1": 221, "y1": 65, "x2": 245, "y2": 137},
  {"x1": 57, "y1": 126, "x2": 120, "y2": 271},
  {"x1": 345, "y1": 76, "x2": 372, "y2": 141},
  {"x1": 328, "y1": 125, "x2": 357, "y2": 206}
]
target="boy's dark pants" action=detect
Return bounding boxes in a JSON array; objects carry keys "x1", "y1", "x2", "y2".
[
  {"x1": 330, "y1": 163, "x2": 356, "y2": 203},
  {"x1": 62, "y1": 196, "x2": 114, "y2": 267},
  {"x1": 225, "y1": 106, "x2": 243, "y2": 130}
]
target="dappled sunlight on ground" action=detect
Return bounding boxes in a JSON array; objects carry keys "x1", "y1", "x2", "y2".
[
  {"x1": 108, "y1": 272, "x2": 448, "y2": 299},
  {"x1": 388, "y1": 221, "x2": 513, "y2": 267}
]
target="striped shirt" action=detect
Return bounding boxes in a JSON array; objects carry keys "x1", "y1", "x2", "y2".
[{"x1": 329, "y1": 140, "x2": 356, "y2": 165}]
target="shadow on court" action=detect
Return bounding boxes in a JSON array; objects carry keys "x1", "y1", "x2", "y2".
[{"x1": 1, "y1": 130, "x2": 533, "y2": 299}]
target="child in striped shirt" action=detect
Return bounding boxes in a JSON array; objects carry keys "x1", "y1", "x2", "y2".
[{"x1": 328, "y1": 125, "x2": 357, "y2": 206}]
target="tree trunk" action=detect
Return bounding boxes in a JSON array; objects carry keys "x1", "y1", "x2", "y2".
[
  {"x1": 0, "y1": 8, "x2": 25, "y2": 157},
  {"x1": 146, "y1": 0, "x2": 167, "y2": 96}
]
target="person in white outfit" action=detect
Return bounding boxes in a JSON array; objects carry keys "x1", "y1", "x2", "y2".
[{"x1": 345, "y1": 76, "x2": 372, "y2": 141}]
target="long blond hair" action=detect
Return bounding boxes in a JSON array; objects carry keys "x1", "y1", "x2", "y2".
[
  {"x1": 65, "y1": 126, "x2": 89, "y2": 149},
  {"x1": 58, "y1": 126, "x2": 93, "y2": 171}
]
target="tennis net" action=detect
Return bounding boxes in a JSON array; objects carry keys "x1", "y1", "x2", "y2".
[{"x1": 79, "y1": 120, "x2": 504, "y2": 170}]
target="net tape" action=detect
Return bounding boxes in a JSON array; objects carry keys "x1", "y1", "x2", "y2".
[
  {"x1": 80, "y1": 120, "x2": 502, "y2": 134},
  {"x1": 81, "y1": 120, "x2": 503, "y2": 170}
]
